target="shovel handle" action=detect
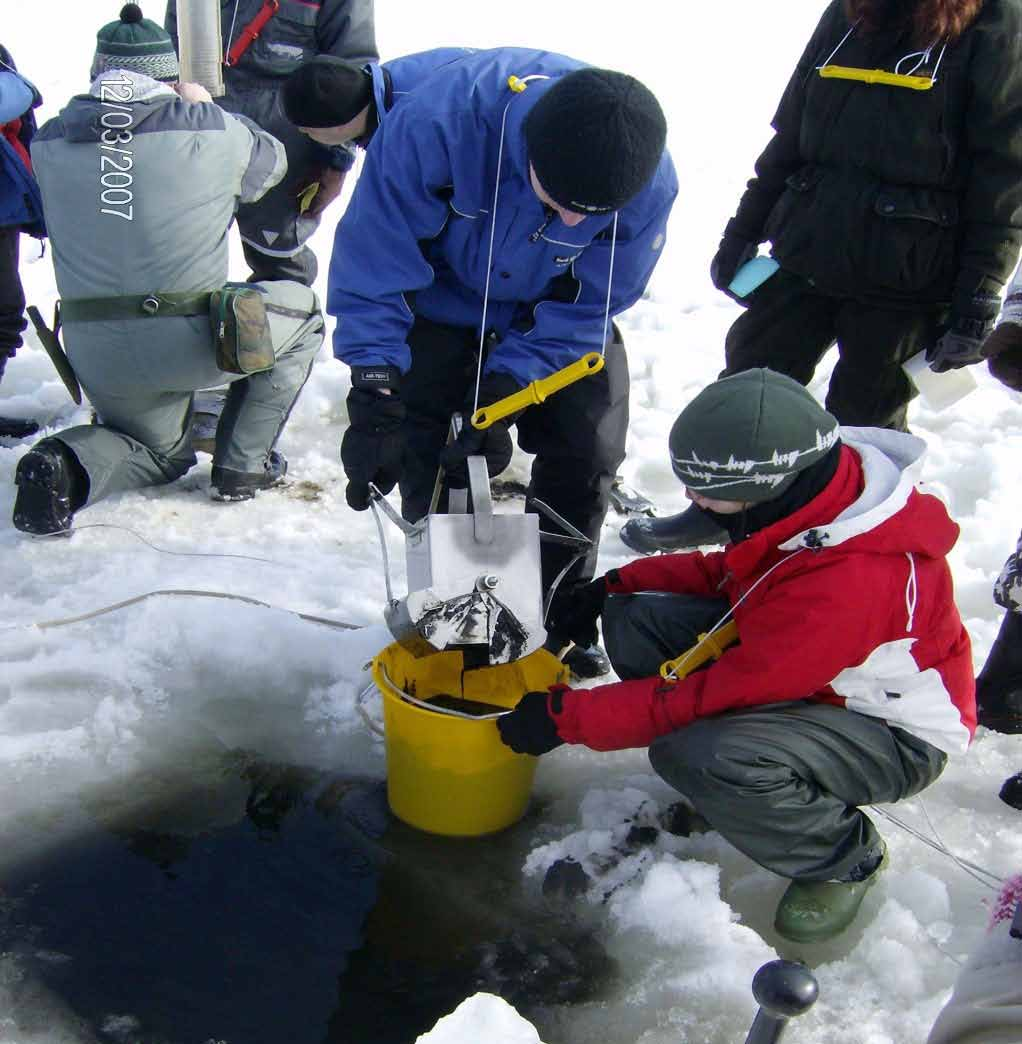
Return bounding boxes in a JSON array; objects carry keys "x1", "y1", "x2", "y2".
[{"x1": 470, "y1": 352, "x2": 605, "y2": 429}]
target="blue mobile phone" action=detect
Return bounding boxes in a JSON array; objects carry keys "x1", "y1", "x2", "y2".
[{"x1": 728, "y1": 256, "x2": 780, "y2": 298}]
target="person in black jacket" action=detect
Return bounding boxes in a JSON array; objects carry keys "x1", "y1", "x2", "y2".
[
  {"x1": 164, "y1": 0, "x2": 376, "y2": 285},
  {"x1": 622, "y1": 0, "x2": 1022, "y2": 555}
]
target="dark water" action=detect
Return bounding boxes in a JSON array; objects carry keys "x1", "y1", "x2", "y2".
[{"x1": 0, "y1": 750, "x2": 613, "y2": 1044}]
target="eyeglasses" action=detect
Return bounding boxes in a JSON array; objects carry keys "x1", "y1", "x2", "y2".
[{"x1": 817, "y1": 21, "x2": 947, "y2": 92}]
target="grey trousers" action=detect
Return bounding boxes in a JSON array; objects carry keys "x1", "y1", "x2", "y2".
[
  {"x1": 604, "y1": 592, "x2": 947, "y2": 881},
  {"x1": 58, "y1": 281, "x2": 323, "y2": 505}
]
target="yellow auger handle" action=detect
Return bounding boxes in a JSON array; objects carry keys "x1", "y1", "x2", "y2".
[
  {"x1": 818, "y1": 64, "x2": 934, "y2": 91},
  {"x1": 659, "y1": 619, "x2": 740, "y2": 681},
  {"x1": 470, "y1": 352, "x2": 606, "y2": 430},
  {"x1": 297, "y1": 181, "x2": 320, "y2": 214}
]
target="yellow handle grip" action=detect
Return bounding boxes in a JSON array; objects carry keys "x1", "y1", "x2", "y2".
[
  {"x1": 297, "y1": 181, "x2": 320, "y2": 214},
  {"x1": 470, "y1": 352, "x2": 605, "y2": 429},
  {"x1": 659, "y1": 619, "x2": 740, "y2": 681},
  {"x1": 818, "y1": 64, "x2": 934, "y2": 91}
]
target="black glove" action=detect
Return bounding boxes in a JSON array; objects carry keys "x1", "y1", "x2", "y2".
[
  {"x1": 984, "y1": 322, "x2": 1022, "y2": 392},
  {"x1": 340, "y1": 367, "x2": 405, "y2": 510},
  {"x1": 440, "y1": 372, "x2": 520, "y2": 488},
  {"x1": 497, "y1": 689, "x2": 565, "y2": 756},
  {"x1": 710, "y1": 233, "x2": 758, "y2": 299},
  {"x1": 926, "y1": 291, "x2": 1001, "y2": 373},
  {"x1": 546, "y1": 574, "x2": 610, "y2": 649}
]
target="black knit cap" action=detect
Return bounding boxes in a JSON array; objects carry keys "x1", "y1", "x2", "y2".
[
  {"x1": 282, "y1": 56, "x2": 372, "y2": 128},
  {"x1": 524, "y1": 68, "x2": 667, "y2": 214}
]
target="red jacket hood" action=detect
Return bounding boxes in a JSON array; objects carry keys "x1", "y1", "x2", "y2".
[{"x1": 726, "y1": 428, "x2": 960, "y2": 581}]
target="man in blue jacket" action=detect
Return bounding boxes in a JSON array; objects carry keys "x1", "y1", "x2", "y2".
[
  {"x1": 318, "y1": 49, "x2": 677, "y2": 673},
  {"x1": 0, "y1": 44, "x2": 44, "y2": 439}
]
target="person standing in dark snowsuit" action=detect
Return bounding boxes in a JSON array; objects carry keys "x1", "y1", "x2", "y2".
[
  {"x1": 0, "y1": 43, "x2": 44, "y2": 439},
  {"x1": 622, "y1": 0, "x2": 1022, "y2": 556},
  {"x1": 971, "y1": 271, "x2": 1022, "y2": 736},
  {"x1": 281, "y1": 48, "x2": 475, "y2": 156},
  {"x1": 971, "y1": 535, "x2": 1022, "y2": 734},
  {"x1": 164, "y1": 0, "x2": 376, "y2": 285}
]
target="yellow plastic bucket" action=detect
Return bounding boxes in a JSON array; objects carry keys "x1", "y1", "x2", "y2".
[{"x1": 372, "y1": 642, "x2": 569, "y2": 837}]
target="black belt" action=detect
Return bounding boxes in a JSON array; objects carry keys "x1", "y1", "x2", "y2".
[{"x1": 59, "y1": 292, "x2": 212, "y2": 322}]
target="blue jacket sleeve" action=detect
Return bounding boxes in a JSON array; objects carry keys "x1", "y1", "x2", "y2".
[
  {"x1": 0, "y1": 71, "x2": 33, "y2": 125},
  {"x1": 326, "y1": 104, "x2": 458, "y2": 370},
  {"x1": 485, "y1": 159, "x2": 678, "y2": 385}
]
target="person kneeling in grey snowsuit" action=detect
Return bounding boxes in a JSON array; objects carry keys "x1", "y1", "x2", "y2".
[
  {"x1": 500, "y1": 368, "x2": 976, "y2": 943},
  {"x1": 12, "y1": 5, "x2": 324, "y2": 536}
]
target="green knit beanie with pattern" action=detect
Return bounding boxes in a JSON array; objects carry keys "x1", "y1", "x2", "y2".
[
  {"x1": 669, "y1": 369, "x2": 841, "y2": 504},
  {"x1": 91, "y1": 4, "x2": 180, "y2": 83}
]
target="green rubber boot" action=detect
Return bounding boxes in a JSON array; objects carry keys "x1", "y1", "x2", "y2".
[{"x1": 774, "y1": 844, "x2": 888, "y2": 944}]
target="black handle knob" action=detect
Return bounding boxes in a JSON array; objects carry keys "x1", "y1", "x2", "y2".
[{"x1": 744, "y1": 960, "x2": 819, "y2": 1044}]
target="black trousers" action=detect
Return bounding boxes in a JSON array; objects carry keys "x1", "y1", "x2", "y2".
[
  {"x1": 0, "y1": 227, "x2": 25, "y2": 366},
  {"x1": 398, "y1": 315, "x2": 629, "y2": 591},
  {"x1": 603, "y1": 592, "x2": 946, "y2": 881},
  {"x1": 722, "y1": 267, "x2": 947, "y2": 431},
  {"x1": 977, "y1": 609, "x2": 1022, "y2": 708}
]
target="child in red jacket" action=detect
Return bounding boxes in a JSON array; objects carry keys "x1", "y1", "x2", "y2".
[{"x1": 499, "y1": 368, "x2": 975, "y2": 943}]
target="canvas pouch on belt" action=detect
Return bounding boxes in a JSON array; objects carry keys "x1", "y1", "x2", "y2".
[{"x1": 210, "y1": 285, "x2": 275, "y2": 375}]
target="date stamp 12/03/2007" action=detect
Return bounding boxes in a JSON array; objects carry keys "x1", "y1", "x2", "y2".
[{"x1": 98, "y1": 74, "x2": 136, "y2": 222}]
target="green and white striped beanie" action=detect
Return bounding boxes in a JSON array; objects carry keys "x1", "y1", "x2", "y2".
[
  {"x1": 669, "y1": 369, "x2": 841, "y2": 504},
  {"x1": 91, "y1": 4, "x2": 180, "y2": 84}
]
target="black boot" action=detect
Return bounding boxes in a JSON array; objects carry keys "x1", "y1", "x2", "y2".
[
  {"x1": 999, "y1": 771, "x2": 1022, "y2": 811},
  {"x1": 976, "y1": 611, "x2": 1022, "y2": 735},
  {"x1": 0, "y1": 416, "x2": 39, "y2": 439},
  {"x1": 562, "y1": 643, "x2": 612, "y2": 680},
  {"x1": 211, "y1": 450, "x2": 287, "y2": 502},
  {"x1": 13, "y1": 439, "x2": 87, "y2": 536},
  {"x1": 619, "y1": 505, "x2": 728, "y2": 555}
]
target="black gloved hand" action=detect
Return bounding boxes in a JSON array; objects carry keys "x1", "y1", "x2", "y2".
[
  {"x1": 983, "y1": 322, "x2": 1022, "y2": 392},
  {"x1": 989, "y1": 342, "x2": 1022, "y2": 392},
  {"x1": 710, "y1": 233, "x2": 758, "y2": 298},
  {"x1": 497, "y1": 689, "x2": 565, "y2": 756},
  {"x1": 340, "y1": 369, "x2": 405, "y2": 510},
  {"x1": 546, "y1": 574, "x2": 610, "y2": 649},
  {"x1": 441, "y1": 371, "x2": 520, "y2": 488},
  {"x1": 927, "y1": 291, "x2": 1001, "y2": 373}
]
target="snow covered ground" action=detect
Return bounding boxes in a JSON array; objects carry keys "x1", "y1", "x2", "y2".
[{"x1": 1, "y1": 3, "x2": 1020, "y2": 1043}]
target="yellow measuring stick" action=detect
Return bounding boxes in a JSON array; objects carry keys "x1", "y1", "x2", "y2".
[
  {"x1": 659, "y1": 619, "x2": 740, "y2": 681},
  {"x1": 470, "y1": 351, "x2": 605, "y2": 429},
  {"x1": 818, "y1": 64, "x2": 935, "y2": 91}
]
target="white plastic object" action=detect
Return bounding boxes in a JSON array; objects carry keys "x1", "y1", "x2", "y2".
[{"x1": 902, "y1": 350, "x2": 978, "y2": 410}]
